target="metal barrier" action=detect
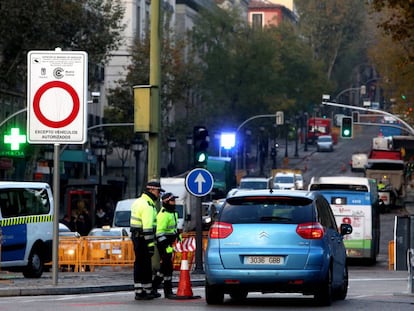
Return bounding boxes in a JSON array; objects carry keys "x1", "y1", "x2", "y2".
[
  {"x1": 48, "y1": 234, "x2": 208, "y2": 272},
  {"x1": 388, "y1": 240, "x2": 395, "y2": 270}
]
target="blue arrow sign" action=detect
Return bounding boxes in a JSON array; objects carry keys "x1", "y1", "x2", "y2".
[{"x1": 185, "y1": 168, "x2": 214, "y2": 197}]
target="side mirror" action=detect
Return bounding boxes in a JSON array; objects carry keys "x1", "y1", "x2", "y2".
[{"x1": 340, "y1": 223, "x2": 353, "y2": 236}]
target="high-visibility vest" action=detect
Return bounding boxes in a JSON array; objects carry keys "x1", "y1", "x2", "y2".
[
  {"x1": 156, "y1": 207, "x2": 178, "y2": 242},
  {"x1": 130, "y1": 193, "x2": 157, "y2": 245}
]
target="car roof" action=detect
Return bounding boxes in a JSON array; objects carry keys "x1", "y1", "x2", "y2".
[
  {"x1": 240, "y1": 177, "x2": 269, "y2": 181},
  {"x1": 115, "y1": 198, "x2": 136, "y2": 211}
]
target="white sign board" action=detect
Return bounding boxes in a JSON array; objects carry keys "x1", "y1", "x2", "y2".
[{"x1": 27, "y1": 50, "x2": 88, "y2": 144}]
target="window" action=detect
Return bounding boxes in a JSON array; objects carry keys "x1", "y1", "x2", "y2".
[
  {"x1": 0, "y1": 188, "x2": 50, "y2": 218},
  {"x1": 251, "y1": 13, "x2": 263, "y2": 29}
]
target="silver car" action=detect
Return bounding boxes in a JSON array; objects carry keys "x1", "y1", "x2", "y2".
[{"x1": 316, "y1": 135, "x2": 334, "y2": 152}]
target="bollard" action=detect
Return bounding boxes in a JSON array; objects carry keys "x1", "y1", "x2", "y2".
[{"x1": 408, "y1": 248, "x2": 414, "y2": 294}]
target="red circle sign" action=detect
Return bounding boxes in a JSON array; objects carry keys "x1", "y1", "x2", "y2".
[{"x1": 33, "y1": 81, "x2": 80, "y2": 128}]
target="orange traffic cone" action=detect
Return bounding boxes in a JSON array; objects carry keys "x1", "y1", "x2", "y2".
[{"x1": 173, "y1": 252, "x2": 201, "y2": 299}]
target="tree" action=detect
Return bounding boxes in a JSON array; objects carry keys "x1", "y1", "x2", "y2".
[
  {"x1": 105, "y1": 27, "x2": 199, "y2": 151},
  {"x1": 189, "y1": 7, "x2": 329, "y2": 129},
  {"x1": 367, "y1": 3, "x2": 414, "y2": 122},
  {"x1": 0, "y1": 0, "x2": 125, "y2": 92},
  {"x1": 295, "y1": 0, "x2": 370, "y2": 89}
]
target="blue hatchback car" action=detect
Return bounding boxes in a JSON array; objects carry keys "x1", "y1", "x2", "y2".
[{"x1": 205, "y1": 189, "x2": 352, "y2": 306}]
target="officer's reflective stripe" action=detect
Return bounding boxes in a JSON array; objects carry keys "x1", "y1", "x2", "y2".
[{"x1": 0, "y1": 214, "x2": 53, "y2": 227}]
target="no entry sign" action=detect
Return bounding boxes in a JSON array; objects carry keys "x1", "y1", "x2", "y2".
[{"x1": 27, "y1": 49, "x2": 88, "y2": 144}]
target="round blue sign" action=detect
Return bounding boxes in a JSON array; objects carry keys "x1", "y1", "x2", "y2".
[{"x1": 185, "y1": 168, "x2": 214, "y2": 197}]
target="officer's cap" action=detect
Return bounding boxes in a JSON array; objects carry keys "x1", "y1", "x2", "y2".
[
  {"x1": 146, "y1": 181, "x2": 165, "y2": 192},
  {"x1": 162, "y1": 192, "x2": 178, "y2": 203}
]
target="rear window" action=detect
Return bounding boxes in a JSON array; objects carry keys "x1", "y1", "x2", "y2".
[
  {"x1": 220, "y1": 196, "x2": 314, "y2": 224},
  {"x1": 239, "y1": 181, "x2": 268, "y2": 189},
  {"x1": 309, "y1": 183, "x2": 368, "y2": 192}
]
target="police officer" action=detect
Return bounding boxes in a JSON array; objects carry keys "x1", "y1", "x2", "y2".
[
  {"x1": 152, "y1": 192, "x2": 180, "y2": 299},
  {"x1": 130, "y1": 181, "x2": 163, "y2": 300}
]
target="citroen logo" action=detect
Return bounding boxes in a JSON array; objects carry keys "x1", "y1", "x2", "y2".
[{"x1": 259, "y1": 231, "x2": 269, "y2": 238}]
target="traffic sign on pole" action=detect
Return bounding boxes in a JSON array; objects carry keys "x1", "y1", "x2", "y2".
[
  {"x1": 27, "y1": 49, "x2": 88, "y2": 144},
  {"x1": 185, "y1": 168, "x2": 214, "y2": 197}
]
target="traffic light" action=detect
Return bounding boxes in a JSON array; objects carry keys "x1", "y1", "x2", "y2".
[
  {"x1": 341, "y1": 116, "x2": 353, "y2": 138},
  {"x1": 193, "y1": 126, "x2": 209, "y2": 167}
]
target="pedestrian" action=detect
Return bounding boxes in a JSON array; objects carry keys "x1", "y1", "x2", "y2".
[
  {"x1": 130, "y1": 180, "x2": 164, "y2": 300},
  {"x1": 152, "y1": 192, "x2": 181, "y2": 299},
  {"x1": 95, "y1": 207, "x2": 108, "y2": 228}
]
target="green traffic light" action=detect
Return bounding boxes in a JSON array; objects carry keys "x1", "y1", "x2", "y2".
[
  {"x1": 343, "y1": 129, "x2": 350, "y2": 137},
  {"x1": 196, "y1": 152, "x2": 207, "y2": 164}
]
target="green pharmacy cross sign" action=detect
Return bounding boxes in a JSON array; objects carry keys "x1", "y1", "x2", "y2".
[{"x1": 1, "y1": 128, "x2": 26, "y2": 157}]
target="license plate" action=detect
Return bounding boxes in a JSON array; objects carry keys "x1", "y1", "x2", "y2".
[{"x1": 244, "y1": 256, "x2": 284, "y2": 265}]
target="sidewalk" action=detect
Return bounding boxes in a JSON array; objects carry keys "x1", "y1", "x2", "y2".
[{"x1": 0, "y1": 268, "x2": 205, "y2": 297}]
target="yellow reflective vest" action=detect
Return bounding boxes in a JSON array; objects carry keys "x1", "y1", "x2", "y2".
[
  {"x1": 156, "y1": 207, "x2": 178, "y2": 243},
  {"x1": 130, "y1": 193, "x2": 157, "y2": 246}
]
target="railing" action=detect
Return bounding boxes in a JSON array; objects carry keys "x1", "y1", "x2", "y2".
[{"x1": 47, "y1": 233, "x2": 207, "y2": 272}]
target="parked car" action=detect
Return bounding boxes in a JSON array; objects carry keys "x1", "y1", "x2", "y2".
[
  {"x1": 205, "y1": 189, "x2": 352, "y2": 306},
  {"x1": 88, "y1": 226, "x2": 129, "y2": 239},
  {"x1": 273, "y1": 172, "x2": 297, "y2": 190},
  {"x1": 316, "y1": 135, "x2": 334, "y2": 152},
  {"x1": 295, "y1": 173, "x2": 304, "y2": 189},
  {"x1": 59, "y1": 223, "x2": 81, "y2": 238},
  {"x1": 350, "y1": 152, "x2": 368, "y2": 172}
]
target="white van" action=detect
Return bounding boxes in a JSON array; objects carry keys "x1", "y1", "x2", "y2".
[
  {"x1": 112, "y1": 198, "x2": 136, "y2": 235},
  {"x1": 0, "y1": 182, "x2": 54, "y2": 278}
]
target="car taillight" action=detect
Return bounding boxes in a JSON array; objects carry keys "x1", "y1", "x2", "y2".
[
  {"x1": 209, "y1": 222, "x2": 233, "y2": 239},
  {"x1": 296, "y1": 222, "x2": 324, "y2": 239}
]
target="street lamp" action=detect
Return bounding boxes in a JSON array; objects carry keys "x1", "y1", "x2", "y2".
[
  {"x1": 44, "y1": 146, "x2": 54, "y2": 187},
  {"x1": 186, "y1": 134, "x2": 193, "y2": 170},
  {"x1": 294, "y1": 115, "x2": 300, "y2": 157},
  {"x1": 167, "y1": 136, "x2": 177, "y2": 176},
  {"x1": 93, "y1": 138, "x2": 107, "y2": 208},
  {"x1": 131, "y1": 136, "x2": 144, "y2": 197},
  {"x1": 304, "y1": 112, "x2": 308, "y2": 151}
]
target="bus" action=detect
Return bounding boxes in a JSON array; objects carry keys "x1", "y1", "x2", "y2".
[
  {"x1": 308, "y1": 176, "x2": 380, "y2": 264},
  {"x1": 0, "y1": 182, "x2": 54, "y2": 278}
]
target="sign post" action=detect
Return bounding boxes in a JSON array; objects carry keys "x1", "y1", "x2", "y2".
[
  {"x1": 27, "y1": 48, "x2": 88, "y2": 286},
  {"x1": 185, "y1": 168, "x2": 214, "y2": 273}
]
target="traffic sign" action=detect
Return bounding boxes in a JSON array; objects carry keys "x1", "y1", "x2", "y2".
[
  {"x1": 185, "y1": 168, "x2": 214, "y2": 197},
  {"x1": 27, "y1": 49, "x2": 88, "y2": 144}
]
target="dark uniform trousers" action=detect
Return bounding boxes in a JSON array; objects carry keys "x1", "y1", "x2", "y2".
[{"x1": 132, "y1": 232, "x2": 153, "y2": 294}]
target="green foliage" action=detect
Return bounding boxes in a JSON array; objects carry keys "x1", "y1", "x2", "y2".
[
  {"x1": 0, "y1": 0, "x2": 125, "y2": 91},
  {"x1": 105, "y1": 27, "x2": 199, "y2": 147},
  {"x1": 190, "y1": 7, "x2": 329, "y2": 129},
  {"x1": 295, "y1": 0, "x2": 369, "y2": 89}
]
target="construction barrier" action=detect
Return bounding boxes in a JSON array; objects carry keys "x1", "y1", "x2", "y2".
[
  {"x1": 388, "y1": 240, "x2": 395, "y2": 270},
  {"x1": 48, "y1": 233, "x2": 208, "y2": 272}
]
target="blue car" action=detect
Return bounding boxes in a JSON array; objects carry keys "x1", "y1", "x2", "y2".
[{"x1": 205, "y1": 189, "x2": 352, "y2": 306}]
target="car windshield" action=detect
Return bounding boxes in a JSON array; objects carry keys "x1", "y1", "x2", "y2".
[
  {"x1": 275, "y1": 176, "x2": 294, "y2": 183},
  {"x1": 220, "y1": 196, "x2": 314, "y2": 224},
  {"x1": 113, "y1": 211, "x2": 131, "y2": 227},
  {"x1": 319, "y1": 137, "x2": 332, "y2": 142}
]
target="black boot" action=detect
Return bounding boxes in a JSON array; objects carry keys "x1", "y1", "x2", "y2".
[
  {"x1": 151, "y1": 275, "x2": 163, "y2": 298},
  {"x1": 164, "y1": 280, "x2": 177, "y2": 299}
]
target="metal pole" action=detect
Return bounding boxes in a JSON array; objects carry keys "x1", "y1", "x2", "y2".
[
  {"x1": 304, "y1": 113, "x2": 308, "y2": 151},
  {"x1": 52, "y1": 144, "x2": 60, "y2": 285},
  {"x1": 294, "y1": 116, "x2": 299, "y2": 157},
  {"x1": 135, "y1": 151, "x2": 139, "y2": 197},
  {"x1": 321, "y1": 101, "x2": 414, "y2": 135},
  {"x1": 284, "y1": 123, "x2": 288, "y2": 158},
  {"x1": 193, "y1": 196, "x2": 204, "y2": 274}
]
